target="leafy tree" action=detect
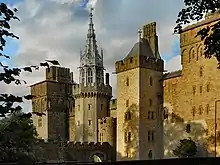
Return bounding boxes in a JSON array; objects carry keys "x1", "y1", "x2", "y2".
[
  {"x1": 173, "y1": 137, "x2": 197, "y2": 158},
  {"x1": 175, "y1": 0, "x2": 220, "y2": 67},
  {"x1": 0, "y1": 2, "x2": 60, "y2": 117},
  {"x1": 0, "y1": 2, "x2": 59, "y2": 162},
  {"x1": 0, "y1": 111, "x2": 37, "y2": 163}
]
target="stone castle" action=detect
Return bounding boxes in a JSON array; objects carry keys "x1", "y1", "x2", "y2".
[{"x1": 30, "y1": 9, "x2": 220, "y2": 162}]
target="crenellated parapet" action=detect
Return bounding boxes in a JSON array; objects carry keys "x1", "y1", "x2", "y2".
[
  {"x1": 46, "y1": 66, "x2": 74, "y2": 83},
  {"x1": 66, "y1": 141, "x2": 111, "y2": 150},
  {"x1": 34, "y1": 139, "x2": 112, "y2": 150},
  {"x1": 115, "y1": 55, "x2": 164, "y2": 73},
  {"x1": 73, "y1": 83, "x2": 112, "y2": 99}
]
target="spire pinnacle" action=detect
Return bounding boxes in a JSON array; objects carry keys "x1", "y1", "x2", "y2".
[
  {"x1": 89, "y1": 8, "x2": 94, "y2": 21},
  {"x1": 138, "y1": 29, "x2": 142, "y2": 41},
  {"x1": 79, "y1": 7, "x2": 105, "y2": 85}
]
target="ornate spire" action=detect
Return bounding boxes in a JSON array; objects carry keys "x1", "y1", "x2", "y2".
[
  {"x1": 87, "y1": 8, "x2": 95, "y2": 41},
  {"x1": 80, "y1": 7, "x2": 101, "y2": 66},
  {"x1": 79, "y1": 8, "x2": 104, "y2": 86}
]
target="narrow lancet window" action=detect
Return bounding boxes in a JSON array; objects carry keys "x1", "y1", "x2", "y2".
[{"x1": 87, "y1": 68, "x2": 93, "y2": 83}]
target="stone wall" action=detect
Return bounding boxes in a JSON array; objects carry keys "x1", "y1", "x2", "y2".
[
  {"x1": 33, "y1": 140, "x2": 115, "y2": 163},
  {"x1": 98, "y1": 117, "x2": 116, "y2": 147},
  {"x1": 110, "y1": 99, "x2": 117, "y2": 118},
  {"x1": 163, "y1": 12, "x2": 220, "y2": 156}
]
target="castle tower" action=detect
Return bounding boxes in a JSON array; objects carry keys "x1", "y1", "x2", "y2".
[
  {"x1": 31, "y1": 66, "x2": 74, "y2": 141},
  {"x1": 98, "y1": 117, "x2": 116, "y2": 147},
  {"x1": 73, "y1": 8, "x2": 112, "y2": 142},
  {"x1": 115, "y1": 22, "x2": 164, "y2": 160}
]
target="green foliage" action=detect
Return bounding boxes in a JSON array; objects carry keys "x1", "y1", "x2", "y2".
[
  {"x1": 173, "y1": 138, "x2": 197, "y2": 158},
  {"x1": 0, "y1": 2, "x2": 60, "y2": 116},
  {"x1": 0, "y1": 2, "x2": 60, "y2": 163},
  {"x1": 175, "y1": 0, "x2": 220, "y2": 67},
  {"x1": 0, "y1": 111, "x2": 37, "y2": 163}
]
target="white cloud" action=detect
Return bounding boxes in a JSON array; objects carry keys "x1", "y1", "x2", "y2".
[
  {"x1": 1, "y1": 0, "x2": 184, "y2": 112},
  {"x1": 165, "y1": 55, "x2": 182, "y2": 72}
]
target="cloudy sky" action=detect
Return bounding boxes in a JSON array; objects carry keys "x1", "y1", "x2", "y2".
[{"x1": 1, "y1": 0, "x2": 185, "y2": 112}]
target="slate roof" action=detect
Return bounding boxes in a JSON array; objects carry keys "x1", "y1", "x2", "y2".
[
  {"x1": 124, "y1": 38, "x2": 155, "y2": 60},
  {"x1": 163, "y1": 70, "x2": 182, "y2": 80}
]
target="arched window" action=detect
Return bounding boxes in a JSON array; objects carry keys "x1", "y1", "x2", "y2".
[
  {"x1": 96, "y1": 69, "x2": 101, "y2": 84},
  {"x1": 149, "y1": 99, "x2": 152, "y2": 107},
  {"x1": 186, "y1": 124, "x2": 191, "y2": 133},
  {"x1": 197, "y1": 45, "x2": 202, "y2": 60},
  {"x1": 163, "y1": 107, "x2": 169, "y2": 119},
  {"x1": 192, "y1": 49, "x2": 195, "y2": 59},
  {"x1": 126, "y1": 77, "x2": 129, "y2": 86},
  {"x1": 81, "y1": 69, "x2": 85, "y2": 84},
  {"x1": 149, "y1": 76, "x2": 153, "y2": 86},
  {"x1": 200, "y1": 66, "x2": 203, "y2": 77},
  {"x1": 41, "y1": 99, "x2": 44, "y2": 112},
  {"x1": 125, "y1": 111, "x2": 132, "y2": 121},
  {"x1": 87, "y1": 68, "x2": 93, "y2": 83},
  {"x1": 189, "y1": 48, "x2": 195, "y2": 62},
  {"x1": 148, "y1": 150, "x2": 153, "y2": 159},
  {"x1": 199, "y1": 46, "x2": 203, "y2": 56}
]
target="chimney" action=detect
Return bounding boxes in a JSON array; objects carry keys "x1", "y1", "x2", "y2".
[
  {"x1": 142, "y1": 22, "x2": 159, "y2": 58},
  {"x1": 106, "y1": 73, "x2": 109, "y2": 85}
]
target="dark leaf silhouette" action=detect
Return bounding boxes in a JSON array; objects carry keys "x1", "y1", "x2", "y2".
[
  {"x1": 32, "y1": 112, "x2": 46, "y2": 117},
  {"x1": 0, "y1": 53, "x2": 10, "y2": 58},
  {"x1": 23, "y1": 95, "x2": 35, "y2": 100},
  {"x1": 20, "y1": 112, "x2": 32, "y2": 119},
  {"x1": 40, "y1": 62, "x2": 50, "y2": 68},
  {"x1": 173, "y1": 137, "x2": 197, "y2": 158},
  {"x1": 45, "y1": 60, "x2": 60, "y2": 65},
  {"x1": 0, "y1": 2, "x2": 60, "y2": 162},
  {"x1": 0, "y1": 111, "x2": 37, "y2": 162},
  {"x1": 175, "y1": 0, "x2": 220, "y2": 68},
  {"x1": 23, "y1": 67, "x2": 32, "y2": 72}
]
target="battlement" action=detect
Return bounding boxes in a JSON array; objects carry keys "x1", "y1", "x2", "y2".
[
  {"x1": 46, "y1": 66, "x2": 74, "y2": 83},
  {"x1": 34, "y1": 139, "x2": 62, "y2": 145},
  {"x1": 98, "y1": 117, "x2": 116, "y2": 126},
  {"x1": 115, "y1": 55, "x2": 164, "y2": 73},
  {"x1": 73, "y1": 83, "x2": 112, "y2": 98},
  {"x1": 110, "y1": 99, "x2": 117, "y2": 110},
  {"x1": 66, "y1": 141, "x2": 111, "y2": 150},
  {"x1": 35, "y1": 139, "x2": 111, "y2": 149}
]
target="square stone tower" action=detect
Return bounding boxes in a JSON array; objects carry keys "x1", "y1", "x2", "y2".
[
  {"x1": 115, "y1": 22, "x2": 164, "y2": 160},
  {"x1": 31, "y1": 66, "x2": 74, "y2": 141}
]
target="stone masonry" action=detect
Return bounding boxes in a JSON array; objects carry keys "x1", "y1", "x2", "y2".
[{"x1": 30, "y1": 10, "x2": 220, "y2": 163}]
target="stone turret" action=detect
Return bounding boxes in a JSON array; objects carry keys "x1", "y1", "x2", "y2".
[
  {"x1": 98, "y1": 117, "x2": 116, "y2": 147},
  {"x1": 73, "y1": 8, "x2": 112, "y2": 143}
]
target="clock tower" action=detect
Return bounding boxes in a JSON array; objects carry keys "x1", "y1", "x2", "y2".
[{"x1": 73, "y1": 8, "x2": 112, "y2": 142}]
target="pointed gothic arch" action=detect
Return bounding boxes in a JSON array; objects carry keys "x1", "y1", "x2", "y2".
[
  {"x1": 87, "y1": 68, "x2": 93, "y2": 83},
  {"x1": 189, "y1": 47, "x2": 195, "y2": 62},
  {"x1": 81, "y1": 69, "x2": 85, "y2": 84}
]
